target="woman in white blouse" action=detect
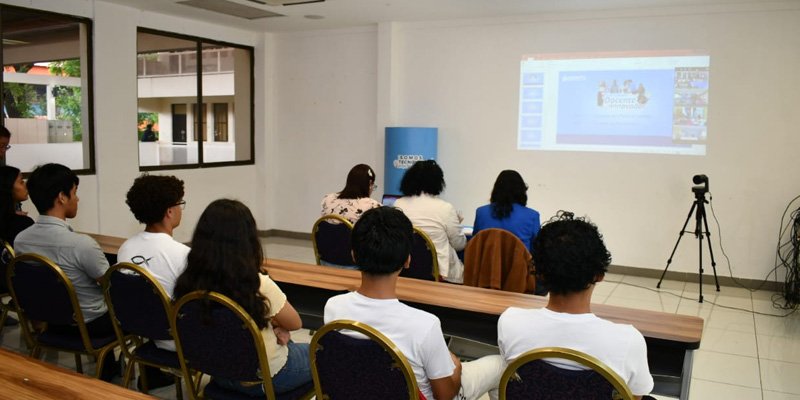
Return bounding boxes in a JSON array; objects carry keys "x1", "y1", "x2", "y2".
[
  {"x1": 394, "y1": 160, "x2": 466, "y2": 283},
  {"x1": 320, "y1": 164, "x2": 381, "y2": 224}
]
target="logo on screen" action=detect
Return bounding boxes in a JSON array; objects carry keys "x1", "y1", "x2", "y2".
[{"x1": 393, "y1": 154, "x2": 424, "y2": 169}]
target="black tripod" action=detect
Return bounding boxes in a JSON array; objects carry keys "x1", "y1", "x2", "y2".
[{"x1": 657, "y1": 187, "x2": 720, "y2": 302}]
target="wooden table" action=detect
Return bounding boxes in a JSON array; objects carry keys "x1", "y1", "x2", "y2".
[
  {"x1": 264, "y1": 259, "x2": 702, "y2": 400},
  {"x1": 85, "y1": 232, "x2": 702, "y2": 399},
  {"x1": 0, "y1": 348, "x2": 154, "y2": 399}
]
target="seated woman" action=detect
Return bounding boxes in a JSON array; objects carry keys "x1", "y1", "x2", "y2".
[
  {"x1": 473, "y1": 170, "x2": 540, "y2": 252},
  {"x1": 394, "y1": 160, "x2": 466, "y2": 283},
  {"x1": 0, "y1": 165, "x2": 33, "y2": 246},
  {"x1": 173, "y1": 199, "x2": 311, "y2": 395},
  {"x1": 320, "y1": 164, "x2": 381, "y2": 224}
]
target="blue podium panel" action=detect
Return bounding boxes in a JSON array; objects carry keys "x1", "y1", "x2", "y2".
[{"x1": 384, "y1": 127, "x2": 438, "y2": 196}]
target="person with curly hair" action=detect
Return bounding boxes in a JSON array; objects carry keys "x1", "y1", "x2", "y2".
[
  {"x1": 497, "y1": 214, "x2": 654, "y2": 399},
  {"x1": 119, "y1": 174, "x2": 189, "y2": 307},
  {"x1": 0, "y1": 165, "x2": 33, "y2": 246},
  {"x1": 394, "y1": 160, "x2": 466, "y2": 283},
  {"x1": 173, "y1": 199, "x2": 310, "y2": 396},
  {"x1": 473, "y1": 170, "x2": 540, "y2": 252}
]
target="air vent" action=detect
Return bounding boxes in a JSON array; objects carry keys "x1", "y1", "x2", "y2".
[{"x1": 177, "y1": 0, "x2": 284, "y2": 20}]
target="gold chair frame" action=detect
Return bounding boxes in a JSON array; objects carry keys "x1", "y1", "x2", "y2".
[
  {"x1": 311, "y1": 214, "x2": 355, "y2": 266},
  {"x1": 6, "y1": 253, "x2": 124, "y2": 378},
  {"x1": 101, "y1": 262, "x2": 182, "y2": 397},
  {"x1": 172, "y1": 290, "x2": 314, "y2": 400},
  {"x1": 309, "y1": 319, "x2": 420, "y2": 400},
  {"x1": 412, "y1": 227, "x2": 440, "y2": 281},
  {"x1": 499, "y1": 347, "x2": 635, "y2": 400}
]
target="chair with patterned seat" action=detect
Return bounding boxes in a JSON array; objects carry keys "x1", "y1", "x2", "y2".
[
  {"x1": 101, "y1": 262, "x2": 182, "y2": 397},
  {"x1": 172, "y1": 290, "x2": 314, "y2": 400},
  {"x1": 499, "y1": 347, "x2": 635, "y2": 400},
  {"x1": 6, "y1": 253, "x2": 124, "y2": 378},
  {"x1": 310, "y1": 319, "x2": 423, "y2": 400},
  {"x1": 399, "y1": 228, "x2": 439, "y2": 282},
  {"x1": 312, "y1": 214, "x2": 355, "y2": 267}
]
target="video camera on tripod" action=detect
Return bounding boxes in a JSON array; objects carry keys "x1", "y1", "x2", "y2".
[
  {"x1": 692, "y1": 174, "x2": 709, "y2": 197},
  {"x1": 658, "y1": 174, "x2": 720, "y2": 302}
]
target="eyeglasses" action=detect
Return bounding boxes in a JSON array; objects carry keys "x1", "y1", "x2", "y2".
[
  {"x1": 175, "y1": 200, "x2": 186, "y2": 209},
  {"x1": 2, "y1": 145, "x2": 10, "y2": 150}
]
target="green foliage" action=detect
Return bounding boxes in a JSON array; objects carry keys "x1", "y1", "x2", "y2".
[{"x1": 49, "y1": 60, "x2": 83, "y2": 141}]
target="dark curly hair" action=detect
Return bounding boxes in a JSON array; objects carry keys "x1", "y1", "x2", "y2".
[
  {"x1": 173, "y1": 199, "x2": 270, "y2": 329},
  {"x1": 532, "y1": 213, "x2": 611, "y2": 295},
  {"x1": 399, "y1": 160, "x2": 445, "y2": 196},
  {"x1": 351, "y1": 207, "x2": 413, "y2": 275},
  {"x1": 125, "y1": 174, "x2": 185, "y2": 224},
  {"x1": 0, "y1": 166, "x2": 21, "y2": 230},
  {"x1": 490, "y1": 170, "x2": 528, "y2": 219}
]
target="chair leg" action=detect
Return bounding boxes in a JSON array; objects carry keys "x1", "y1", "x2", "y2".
[
  {"x1": 174, "y1": 375, "x2": 183, "y2": 400},
  {"x1": 29, "y1": 346, "x2": 41, "y2": 359},
  {"x1": 122, "y1": 359, "x2": 136, "y2": 389},
  {"x1": 138, "y1": 363, "x2": 149, "y2": 393},
  {"x1": 93, "y1": 348, "x2": 113, "y2": 379},
  {"x1": 0, "y1": 308, "x2": 8, "y2": 332},
  {"x1": 75, "y1": 353, "x2": 83, "y2": 374}
]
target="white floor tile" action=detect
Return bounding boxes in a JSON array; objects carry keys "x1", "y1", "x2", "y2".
[
  {"x1": 705, "y1": 307, "x2": 755, "y2": 334},
  {"x1": 757, "y1": 334, "x2": 800, "y2": 363},
  {"x1": 691, "y1": 350, "x2": 761, "y2": 388},
  {"x1": 763, "y1": 391, "x2": 800, "y2": 400},
  {"x1": 700, "y1": 327, "x2": 758, "y2": 357},
  {"x1": 689, "y1": 378, "x2": 763, "y2": 400},
  {"x1": 754, "y1": 313, "x2": 800, "y2": 338},
  {"x1": 760, "y1": 359, "x2": 800, "y2": 394}
]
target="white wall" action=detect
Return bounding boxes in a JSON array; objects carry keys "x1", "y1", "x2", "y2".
[
  {"x1": 270, "y1": 3, "x2": 800, "y2": 280},
  {"x1": 7, "y1": 0, "x2": 266, "y2": 244}
]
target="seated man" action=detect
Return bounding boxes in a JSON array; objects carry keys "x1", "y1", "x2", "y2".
[
  {"x1": 324, "y1": 207, "x2": 503, "y2": 400},
  {"x1": 117, "y1": 174, "x2": 189, "y2": 389},
  {"x1": 118, "y1": 173, "x2": 189, "y2": 350},
  {"x1": 497, "y1": 214, "x2": 654, "y2": 399},
  {"x1": 14, "y1": 163, "x2": 117, "y2": 379}
]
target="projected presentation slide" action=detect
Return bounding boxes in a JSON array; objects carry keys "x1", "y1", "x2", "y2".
[{"x1": 518, "y1": 51, "x2": 710, "y2": 155}]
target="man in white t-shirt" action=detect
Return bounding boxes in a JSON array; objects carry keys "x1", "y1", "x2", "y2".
[
  {"x1": 324, "y1": 207, "x2": 503, "y2": 400},
  {"x1": 497, "y1": 213, "x2": 655, "y2": 399},
  {"x1": 118, "y1": 174, "x2": 190, "y2": 390}
]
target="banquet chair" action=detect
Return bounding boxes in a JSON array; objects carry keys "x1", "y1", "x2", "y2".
[
  {"x1": 499, "y1": 347, "x2": 635, "y2": 400},
  {"x1": 7, "y1": 253, "x2": 123, "y2": 378},
  {"x1": 312, "y1": 214, "x2": 355, "y2": 267},
  {"x1": 310, "y1": 319, "x2": 423, "y2": 400},
  {"x1": 102, "y1": 262, "x2": 182, "y2": 397},
  {"x1": 399, "y1": 228, "x2": 439, "y2": 281},
  {"x1": 172, "y1": 290, "x2": 314, "y2": 400}
]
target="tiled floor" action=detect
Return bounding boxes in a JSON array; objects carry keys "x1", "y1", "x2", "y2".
[{"x1": 1, "y1": 236, "x2": 798, "y2": 399}]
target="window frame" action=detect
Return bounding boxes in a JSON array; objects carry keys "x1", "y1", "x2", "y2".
[
  {"x1": 0, "y1": 4, "x2": 96, "y2": 175},
  {"x1": 137, "y1": 27, "x2": 255, "y2": 172}
]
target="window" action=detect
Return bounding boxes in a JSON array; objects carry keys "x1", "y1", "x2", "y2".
[
  {"x1": 136, "y1": 29, "x2": 254, "y2": 169},
  {"x1": 1, "y1": 5, "x2": 95, "y2": 173}
]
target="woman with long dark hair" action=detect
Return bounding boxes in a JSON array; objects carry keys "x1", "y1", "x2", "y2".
[
  {"x1": 320, "y1": 164, "x2": 381, "y2": 224},
  {"x1": 0, "y1": 165, "x2": 33, "y2": 246},
  {"x1": 473, "y1": 170, "x2": 540, "y2": 252},
  {"x1": 173, "y1": 199, "x2": 310, "y2": 395}
]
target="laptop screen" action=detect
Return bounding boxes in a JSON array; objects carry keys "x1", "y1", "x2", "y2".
[{"x1": 382, "y1": 195, "x2": 401, "y2": 207}]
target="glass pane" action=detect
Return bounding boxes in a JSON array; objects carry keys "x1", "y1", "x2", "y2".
[
  {"x1": 202, "y1": 44, "x2": 252, "y2": 163},
  {"x1": 2, "y1": 7, "x2": 92, "y2": 172},
  {"x1": 137, "y1": 31, "x2": 197, "y2": 167}
]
